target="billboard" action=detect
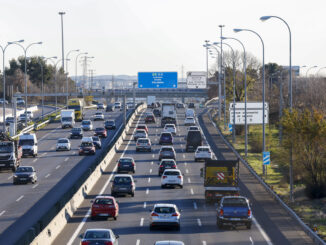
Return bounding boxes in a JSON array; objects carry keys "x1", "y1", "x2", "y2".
[
  {"x1": 187, "y1": 71, "x2": 207, "y2": 88},
  {"x1": 229, "y1": 102, "x2": 269, "y2": 125},
  {"x1": 138, "y1": 72, "x2": 178, "y2": 88}
]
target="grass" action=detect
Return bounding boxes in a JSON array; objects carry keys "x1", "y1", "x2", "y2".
[{"x1": 211, "y1": 109, "x2": 326, "y2": 240}]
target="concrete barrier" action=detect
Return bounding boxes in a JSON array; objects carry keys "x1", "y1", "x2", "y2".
[{"x1": 31, "y1": 104, "x2": 146, "y2": 245}]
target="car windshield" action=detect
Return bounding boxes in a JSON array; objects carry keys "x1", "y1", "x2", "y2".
[
  {"x1": 138, "y1": 139, "x2": 149, "y2": 143},
  {"x1": 81, "y1": 142, "x2": 93, "y2": 147},
  {"x1": 19, "y1": 139, "x2": 34, "y2": 146},
  {"x1": 161, "y1": 147, "x2": 173, "y2": 152},
  {"x1": 154, "y1": 207, "x2": 175, "y2": 214},
  {"x1": 84, "y1": 230, "x2": 110, "y2": 239},
  {"x1": 96, "y1": 128, "x2": 104, "y2": 131},
  {"x1": 58, "y1": 139, "x2": 68, "y2": 143},
  {"x1": 198, "y1": 148, "x2": 209, "y2": 152},
  {"x1": 106, "y1": 121, "x2": 114, "y2": 125},
  {"x1": 16, "y1": 167, "x2": 33, "y2": 172},
  {"x1": 161, "y1": 133, "x2": 171, "y2": 137},
  {"x1": 62, "y1": 118, "x2": 72, "y2": 122},
  {"x1": 114, "y1": 177, "x2": 131, "y2": 184},
  {"x1": 92, "y1": 137, "x2": 100, "y2": 141},
  {"x1": 223, "y1": 198, "x2": 248, "y2": 207},
  {"x1": 119, "y1": 158, "x2": 132, "y2": 163},
  {"x1": 186, "y1": 117, "x2": 194, "y2": 120},
  {"x1": 164, "y1": 171, "x2": 179, "y2": 175},
  {"x1": 82, "y1": 121, "x2": 90, "y2": 125},
  {"x1": 68, "y1": 105, "x2": 81, "y2": 110},
  {"x1": 0, "y1": 143, "x2": 13, "y2": 153},
  {"x1": 94, "y1": 198, "x2": 113, "y2": 205},
  {"x1": 189, "y1": 127, "x2": 198, "y2": 130}
]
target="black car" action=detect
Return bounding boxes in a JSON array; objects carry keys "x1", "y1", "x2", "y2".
[
  {"x1": 159, "y1": 132, "x2": 173, "y2": 145},
  {"x1": 105, "y1": 120, "x2": 116, "y2": 130},
  {"x1": 70, "y1": 127, "x2": 83, "y2": 139},
  {"x1": 117, "y1": 157, "x2": 136, "y2": 173},
  {"x1": 111, "y1": 174, "x2": 136, "y2": 197},
  {"x1": 5, "y1": 117, "x2": 14, "y2": 126},
  {"x1": 186, "y1": 130, "x2": 202, "y2": 152},
  {"x1": 158, "y1": 159, "x2": 177, "y2": 176},
  {"x1": 153, "y1": 109, "x2": 161, "y2": 117},
  {"x1": 92, "y1": 136, "x2": 102, "y2": 149},
  {"x1": 13, "y1": 166, "x2": 37, "y2": 184},
  {"x1": 188, "y1": 103, "x2": 195, "y2": 108},
  {"x1": 106, "y1": 104, "x2": 115, "y2": 112}
]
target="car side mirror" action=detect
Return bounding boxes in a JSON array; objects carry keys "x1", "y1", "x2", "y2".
[
  {"x1": 79, "y1": 234, "x2": 83, "y2": 239},
  {"x1": 149, "y1": 209, "x2": 152, "y2": 212},
  {"x1": 134, "y1": 180, "x2": 137, "y2": 183},
  {"x1": 35, "y1": 143, "x2": 38, "y2": 146},
  {"x1": 115, "y1": 234, "x2": 119, "y2": 239},
  {"x1": 90, "y1": 200, "x2": 93, "y2": 203},
  {"x1": 179, "y1": 209, "x2": 182, "y2": 212}
]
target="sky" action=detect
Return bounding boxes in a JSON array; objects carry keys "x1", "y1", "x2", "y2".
[{"x1": 0, "y1": 0, "x2": 325, "y2": 77}]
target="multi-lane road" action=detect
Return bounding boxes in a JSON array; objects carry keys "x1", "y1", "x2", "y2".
[
  {"x1": 51, "y1": 107, "x2": 315, "y2": 245},
  {"x1": 0, "y1": 106, "x2": 128, "y2": 241}
]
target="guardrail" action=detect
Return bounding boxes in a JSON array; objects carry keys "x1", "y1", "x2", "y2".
[{"x1": 207, "y1": 109, "x2": 326, "y2": 245}]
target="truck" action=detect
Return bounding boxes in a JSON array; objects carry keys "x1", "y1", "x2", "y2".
[
  {"x1": 201, "y1": 159, "x2": 240, "y2": 202},
  {"x1": 147, "y1": 96, "x2": 156, "y2": 108},
  {"x1": 0, "y1": 132, "x2": 22, "y2": 172},
  {"x1": 68, "y1": 98, "x2": 84, "y2": 121},
  {"x1": 161, "y1": 103, "x2": 177, "y2": 128},
  {"x1": 61, "y1": 110, "x2": 75, "y2": 128}
]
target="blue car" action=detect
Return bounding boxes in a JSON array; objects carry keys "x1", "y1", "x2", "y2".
[{"x1": 159, "y1": 132, "x2": 173, "y2": 145}]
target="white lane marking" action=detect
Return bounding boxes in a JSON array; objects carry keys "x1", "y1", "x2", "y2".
[
  {"x1": 156, "y1": 129, "x2": 158, "y2": 132},
  {"x1": 151, "y1": 161, "x2": 154, "y2": 165},
  {"x1": 143, "y1": 202, "x2": 147, "y2": 209},
  {"x1": 187, "y1": 177, "x2": 191, "y2": 183},
  {"x1": 64, "y1": 157, "x2": 69, "y2": 162},
  {"x1": 45, "y1": 173, "x2": 50, "y2": 178},
  {"x1": 136, "y1": 240, "x2": 140, "y2": 245},
  {"x1": 253, "y1": 216, "x2": 273, "y2": 245},
  {"x1": 250, "y1": 236, "x2": 254, "y2": 245},
  {"x1": 186, "y1": 169, "x2": 189, "y2": 174},
  {"x1": 193, "y1": 202, "x2": 198, "y2": 210},
  {"x1": 190, "y1": 188, "x2": 194, "y2": 195},
  {"x1": 56, "y1": 165, "x2": 61, "y2": 169},
  {"x1": 149, "y1": 168, "x2": 152, "y2": 173},
  {"x1": 140, "y1": 217, "x2": 144, "y2": 226},
  {"x1": 183, "y1": 154, "x2": 185, "y2": 159},
  {"x1": 148, "y1": 177, "x2": 151, "y2": 183},
  {"x1": 32, "y1": 183, "x2": 39, "y2": 189},
  {"x1": 41, "y1": 152, "x2": 47, "y2": 157},
  {"x1": 51, "y1": 146, "x2": 55, "y2": 150},
  {"x1": 7, "y1": 175, "x2": 13, "y2": 180},
  {"x1": 16, "y1": 195, "x2": 24, "y2": 202},
  {"x1": 33, "y1": 159, "x2": 38, "y2": 163},
  {"x1": 0, "y1": 210, "x2": 5, "y2": 216},
  {"x1": 202, "y1": 241, "x2": 207, "y2": 245},
  {"x1": 146, "y1": 188, "x2": 149, "y2": 195},
  {"x1": 197, "y1": 218, "x2": 202, "y2": 226},
  {"x1": 67, "y1": 110, "x2": 143, "y2": 245},
  {"x1": 152, "y1": 154, "x2": 155, "y2": 158},
  {"x1": 185, "y1": 162, "x2": 188, "y2": 166},
  {"x1": 71, "y1": 152, "x2": 75, "y2": 155},
  {"x1": 39, "y1": 126, "x2": 61, "y2": 141}
]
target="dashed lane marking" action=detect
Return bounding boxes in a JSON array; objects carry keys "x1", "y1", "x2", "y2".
[
  {"x1": 16, "y1": 195, "x2": 24, "y2": 202},
  {"x1": 149, "y1": 168, "x2": 152, "y2": 173},
  {"x1": 146, "y1": 188, "x2": 149, "y2": 195},
  {"x1": 140, "y1": 218, "x2": 144, "y2": 226},
  {"x1": 197, "y1": 218, "x2": 202, "y2": 226},
  {"x1": 187, "y1": 177, "x2": 191, "y2": 183},
  {"x1": 136, "y1": 240, "x2": 140, "y2": 245},
  {"x1": 148, "y1": 178, "x2": 151, "y2": 183},
  {"x1": 0, "y1": 210, "x2": 5, "y2": 216},
  {"x1": 193, "y1": 202, "x2": 198, "y2": 210},
  {"x1": 143, "y1": 202, "x2": 147, "y2": 209},
  {"x1": 64, "y1": 157, "x2": 69, "y2": 162},
  {"x1": 56, "y1": 165, "x2": 61, "y2": 169},
  {"x1": 32, "y1": 183, "x2": 39, "y2": 189},
  {"x1": 190, "y1": 188, "x2": 194, "y2": 195},
  {"x1": 186, "y1": 169, "x2": 189, "y2": 174},
  {"x1": 45, "y1": 173, "x2": 50, "y2": 178},
  {"x1": 7, "y1": 175, "x2": 13, "y2": 180},
  {"x1": 33, "y1": 159, "x2": 38, "y2": 163}
]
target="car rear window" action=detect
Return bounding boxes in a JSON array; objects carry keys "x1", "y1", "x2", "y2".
[
  {"x1": 163, "y1": 162, "x2": 174, "y2": 167},
  {"x1": 161, "y1": 133, "x2": 171, "y2": 137},
  {"x1": 138, "y1": 139, "x2": 149, "y2": 143},
  {"x1": 161, "y1": 147, "x2": 173, "y2": 152},
  {"x1": 114, "y1": 177, "x2": 132, "y2": 184},
  {"x1": 164, "y1": 171, "x2": 179, "y2": 175},
  {"x1": 119, "y1": 158, "x2": 132, "y2": 163},
  {"x1": 96, "y1": 128, "x2": 104, "y2": 131},
  {"x1": 94, "y1": 198, "x2": 113, "y2": 205},
  {"x1": 58, "y1": 139, "x2": 68, "y2": 143},
  {"x1": 72, "y1": 128, "x2": 81, "y2": 131},
  {"x1": 223, "y1": 198, "x2": 248, "y2": 207},
  {"x1": 84, "y1": 230, "x2": 110, "y2": 239},
  {"x1": 154, "y1": 207, "x2": 175, "y2": 213},
  {"x1": 198, "y1": 148, "x2": 209, "y2": 152}
]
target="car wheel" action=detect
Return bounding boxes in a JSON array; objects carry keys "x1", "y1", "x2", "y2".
[
  {"x1": 131, "y1": 192, "x2": 135, "y2": 197},
  {"x1": 136, "y1": 149, "x2": 139, "y2": 152},
  {"x1": 133, "y1": 170, "x2": 135, "y2": 174},
  {"x1": 180, "y1": 185, "x2": 183, "y2": 189},
  {"x1": 175, "y1": 224, "x2": 180, "y2": 231},
  {"x1": 161, "y1": 185, "x2": 165, "y2": 188},
  {"x1": 246, "y1": 223, "x2": 252, "y2": 229},
  {"x1": 33, "y1": 154, "x2": 36, "y2": 158},
  {"x1": 195, "y1": 158, "x2": 198, "y2": 162},
  {"x1": 217, "y1": 220, "x2": 223, "y2": 229},
  {"x1": 113, "y1": 216, "x2": 117, "y2": 221},
  {"x1": 91, "y1": 216, "x2": 96, "y2": 220},
  {"x1": 149, "y1": 225, "x2": 154, "y2": 231},
  {"x1": 111, "y1": 192, "x2": 116, "y2": 197}
]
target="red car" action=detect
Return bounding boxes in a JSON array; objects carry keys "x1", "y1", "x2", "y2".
[
  {"x1": 145, "y1": 114, "x2": 156, "y2": 123},
  {"x1": 136, "y1": 124, "x2": 148, "y2": 133},
  {"x1": 91, "y1": 196, "x2": 119, "y2": 220},
  {"x1": 94, "y1": 127, "x2": 107, "y2": 138}
]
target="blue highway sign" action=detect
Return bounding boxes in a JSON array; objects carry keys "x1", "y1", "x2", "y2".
[
  {"x1": 138, "y1": 72, "x2": 178, "y2": 88},
  {"x1": 263, "y1": 151, "x2": 270, "y2": 165}
]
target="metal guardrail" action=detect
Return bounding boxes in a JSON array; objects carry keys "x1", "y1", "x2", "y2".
[{"x1": 207, "y1": 109, "x2": 326, "y2": 245}]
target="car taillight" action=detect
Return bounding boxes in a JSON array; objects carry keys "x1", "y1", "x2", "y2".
[
  {"x1": 159, "y1": 165, "x2": 163, "y2": 168},
  {"x1": 220, "y1": 209, "x2": 224, "y2": 216},
  {"x1": 177, "y1": 176, "x2": 182, "y2": 179},
  {"x1": 118, "y1": 163, "x2": 121, "y2": 167},
  {"x1": 248, "y1": 209, "x2": 251, "y2": 217},
  {"x1": 172, "y1": 165, "x2": 176, "y2": 168},
  {"x1": 162, "y1": 176, "x2": 167, "y2": 179},
  {"x1": 172, "y1": 212, "x2": 179, "y2": 217},
  {"x1": 104, "y1": 242, "x2": 113, "y2": 245},
  {"x1": 151, "y1": 212, "x2": 159, "y2": 216},
  {"x1": 132, "y1": 162, "x2": 135, "y2": 166},
  {"x1": 147, "y1": 143, "x2": 150, "y2": 146},
  {"x1": 81, "y1": 241, "x2": 91, "y2": 245},
  {"x1": 136, "y1": 143, "x2": 139, "y2": 146}
]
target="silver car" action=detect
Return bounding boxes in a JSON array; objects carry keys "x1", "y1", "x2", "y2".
[
  {"x1": 80, "y1": 229, "x2": 119, "y2": 245},
  {"x1": 133, "y1": 129, "x2": 148, "y2": 141},
  {"x1": 136, "y1": 138, "x2": 152, "y2": 152},
  {"x1": 149, "y1": 203, "x2": 181, "y2": 230},
  {"x1": 81, "y1": 120, "x2": 93, "y2": 131},
  {"x1": 155, "y1": 242, "x2": 185, "y2": 245}
]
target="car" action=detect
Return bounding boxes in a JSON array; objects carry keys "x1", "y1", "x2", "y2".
[
  {"x1": 216, "y1": 196, "x2": 252, "y2": 229},
  {"x1": 56, "y1": 138, "x2": 71, "y2": 151},
  {"x1": 19, "y1": 133, "x2": 38, "y2": 157},
  {"x1": 114, "y1": 102, "x2": 121, "y2": 110},
  {"x1": 186, "y1": 130, "x2": 202, "y2": 152},
  {"x1": 94, "y1": 127, "x2": 107, "y2": 138},
  {"x1": 81, "y1": 120, "x2": 93, "y2": 131},
  {"x1": 145, "y1": 114, "x2": 156, "y2": 123},
  {"x1": 117, "y1": 157, "x2": 136, "y2": 173},
  {"x1": 80, "y1": 229, "x2": 119, "y2": 245},
  {"x1": 159, "y1": 132, "x2": 173, "y2": 145},
  {"x1": 176, "y1": 103, "x2": 185, "y2": 109},
  {"x1": 92, "y1": 136, "x2": 102, "y2": 149},
  {"x1": 158, "y1": 159, "x2": 177, "y2": 176},
  {"x1": 5, "y1": 116, "x2": 14, "y2": 126},
  {"x1": 0, "y1": 99, "x2": 8, "y2": 104},
  {"x1": 184, "y1": 117, "x2": 195, "y2": 126},
  {"x1": 163, "y1": 124, "x2": 176, "y2": 135},
  {"x1": 94, "y1": 112, "x2": 104, "y2": 121},
  {"x1": 91, "y1": 196, "x2": 119, "y2": 220},
  {"x1": 111, "y1": 174, "x2": 135, "y2": 197},
  {"x1": 26, "y1": 111, "x2": 33, "y2": 119},
  {"x1": 188, "y1": 102, "x2": 195, "y2": 108},
  {"x1": 161, "y1": 169, "x2": 183, "y2": 188},
  {"x1": 97, "y1": 103, "x2": 105, "y2": 110},
  {"x1": 106, "y1": 104, "x2": 115, "y2": 112},
  {"x1": 195, "y1": 146, "x2": 213, "y2": 162},
  {"x1": 133, "y1": 129, "x2": 148, "y2": 141},
  {"x1": 158, "y1": 146, "x2": 176, "y2": 161},
  {"x1": 70, "y1": 127, "x2": 83, "y2": 139},
  {"x1": 105, "y1": 120, "x2": 116, "y2": 130},
  {"x1": 13, "y1": 166, "x2": 37, "y2": 184},
  {"x1": 188, "y1": 126, "x2": 199, "y2": 131},
  {"x1": 136, "y1": 138, "x2": 151, "y2": 152},
  {"x1": 18, "y1": 113, "x2": 30, "y2": 122},
  {"x1": 16, "y1": 98, "x2": 25, "y2": 106},
  {"x1": 155, "y1": 241, "x2": 185, "y2": 245},
  {"x1": 136, "y1": 124, "x2": 148, "y2": 133},
  {"x1": 79, "y1": 140, "x2": 96, "y2": 155},
  {"x1": 185, "y1": 108, "x2": 195, "y2": 118},
  {"x1": 149, "y1": 203, "x2": 181, "y2": 230},
  {"x1": 153, "y1": 108, "x2": 161, "y2": 117}
]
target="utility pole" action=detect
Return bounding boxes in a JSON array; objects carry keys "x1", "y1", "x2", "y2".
[
  {"x1": 58, "y1": 12, "x2": 65, "y2": 71},
  {"x1": 219, "y1": 25, "x2": 225, "y2": 121}
]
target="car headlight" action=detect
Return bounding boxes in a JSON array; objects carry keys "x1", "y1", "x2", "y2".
[{"x1": 13, "y1": 175, "x2": 18, "y2": 178}]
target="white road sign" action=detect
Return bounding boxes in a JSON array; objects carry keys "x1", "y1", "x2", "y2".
[
  {"x1": 229, "y1": 102, "x2": 269, "y2": 125},
  {"x1": 187, "y1": 71, "x2": 207, "y2": 89}
]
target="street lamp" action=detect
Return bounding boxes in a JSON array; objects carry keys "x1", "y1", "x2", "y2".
[
  {"x1": 58, "y1": 12, "x2": 66, "y2": 70},
  {"x1": 9, "y1": 41, "x2": 42, "y2": 125},
  {"x1": 234, "y1": 28, "x2": 267, "y2": 174},
  {"x1": 306, "y1": 65, "x2": 318, "y2": 77},
  {"x1": 204, "y1": 40, "x2": 209, "y2": 86},
  {"x1": 75, "y1": 52, "x2": 88, "y2": 92},
  {"x1": 0, "y1": 39, "x2": 24, "y2": 132},
  {"x1": 317, "y1": 67, "x2": 326, "y2": 77},
  {"x1": 222, "y1": 36, "x2": 248, "y2": 158},
  {"x1": 65, "y1": 49, "x2": 79, "y2": 105}
]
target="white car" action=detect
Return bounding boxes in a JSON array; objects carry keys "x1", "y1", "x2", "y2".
[
  {"x1": 149, "y1": 203, "x2": 181, "y2": 230},
  {"x1": 163, "y1": 124, "x2": 176, "y2": 135},
  {"x1": 184, "y1": 117, "x2": 195, "y2": 126},
  {"x1": 26, "y1": 111, "x2": 33, "y2": 119},
  {"x1": 56, "y1": 138, "x2": 71, "y2": 151},
  {"x1": 155, "y1": 242, "x2": 185, "y2": 245},
  {"x1": 94, "y1": 112, "x2": 104, "y2": 121},
  {"x1": 195, "y1": 146, "x2": 213, "y2": 162},
  {"x1": 133, "y1": 129, "x2": 148, "y2": 141},
  {"x1": 161, "y1": 169, "x2": 183, "y2": 188}
]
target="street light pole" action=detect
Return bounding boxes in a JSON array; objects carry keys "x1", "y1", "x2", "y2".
[
  {"x1": 66, "y1": 49, "x2": 79, "y2": 105},
  {"x1": 59, "y1": 12, "x2": 66, "y2": 70},
  {"x1": 75, "y1": 52, "x2": 88, "y2": 92},
  {"x1": 204, "y1": 40, "x2": 209, "y2": 84},
  {"x1": 222, "y1": 36, "x2": 247, "y2": 157},
  {"x1": 219, "y1": 25, "x2": 225, "y2": 124}
]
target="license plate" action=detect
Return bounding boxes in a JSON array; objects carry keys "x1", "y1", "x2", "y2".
[
  {"x1": 99, "y1": 213, "x2": 109, "y2": 217},
  {"x1": 169, "y1": 180, "x2": 176, "y2": 183},
  {"x1": 230, "y1": 218, "x2": 241, "y2": 221},
  {"x1": 123, "y1": 165, "x2": 130, "y2": 167},
  {"x1": 166, "y1": 166, "x2": 171, "y2": 168},
  {"x1": 84, "y1": 151, "x2": 89, "y2": 153},
  {"x1": 119, "y1": 188, "x2": 127, "y2": 190},
  {"x1": 0, "y1": 164, "x2": 5, "y2": 166},
  {"x1": 20, "y1": 178, "x2": 27, "y2": 180}
]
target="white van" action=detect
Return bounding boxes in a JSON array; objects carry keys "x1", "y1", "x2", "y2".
[
  {"x1": 185, "y1": 109, "x2": 195, "y2": 118},
  {"x1": 19, "y1": 133, "x2": 38, "y2": 157}
]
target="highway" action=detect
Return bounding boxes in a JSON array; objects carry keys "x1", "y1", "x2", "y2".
[
  {"x1": 0, "y1": 106, "x2": 127, "y2": 238},
  {"x1": 52, "y1": 107, "x2": 315, "y2": 245}
]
